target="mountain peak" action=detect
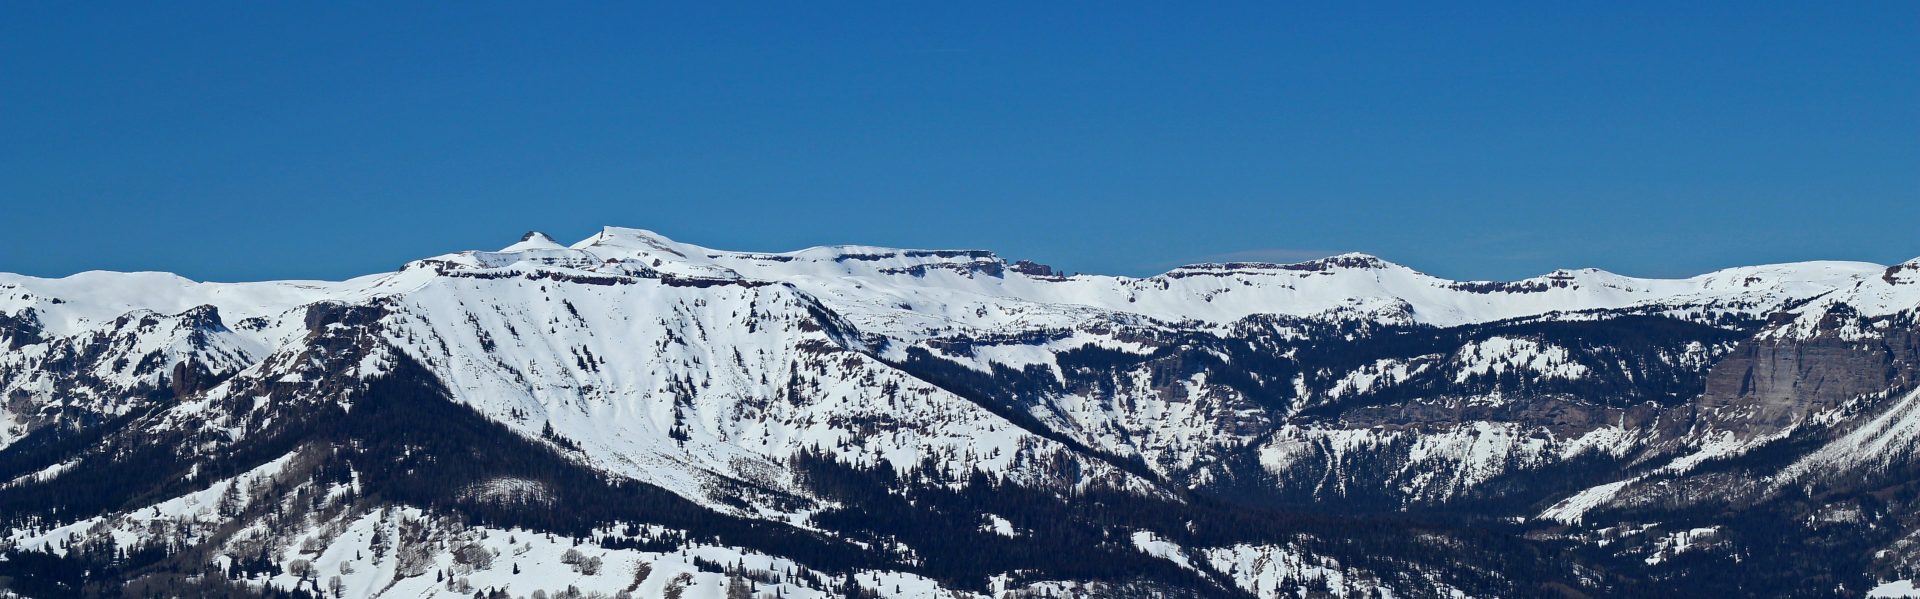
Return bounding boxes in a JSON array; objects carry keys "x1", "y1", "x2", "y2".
[
  {"x1": 499, "y1": 231, "x2": 565, "y2": 252},
  {"x1": 572, "y1": 226, "x2": 689, "y2": 256}
]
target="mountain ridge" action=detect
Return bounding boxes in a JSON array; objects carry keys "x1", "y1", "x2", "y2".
[
  {"x1": 2, "y1": 226, "x2": 1918, "y2": 598},
  {"x1": 4, "y1": 226, "x2": 1901, "y2": 334}
]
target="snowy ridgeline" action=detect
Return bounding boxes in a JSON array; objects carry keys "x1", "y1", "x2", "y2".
[
  {"x1": 1, "y1": 227, "x2": 1918, "y2": 597},
  {"x1": 2, "y1": 226, "x2": 1908, "y2": 344},
  {"x1": 1, "y1": 227, "x2": 1895, "y2": 508}
]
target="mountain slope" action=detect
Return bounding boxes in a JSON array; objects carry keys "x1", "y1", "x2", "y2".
[{"x1": 0, "y1": 227, "x2": 1915, "y2": 598}]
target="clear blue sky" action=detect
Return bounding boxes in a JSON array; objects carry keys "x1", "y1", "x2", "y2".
[{"x1": 4, "y1": 3, "x2": 1915, "y2": 282}]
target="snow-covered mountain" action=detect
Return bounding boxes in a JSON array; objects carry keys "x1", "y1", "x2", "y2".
[{"x1": 2, "y1": 227, "x2": 1917, "y2": 598}]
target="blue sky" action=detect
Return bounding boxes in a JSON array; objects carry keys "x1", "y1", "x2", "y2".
[{"x1": 3, "y1": 3, "x2": 1915, "y2": 282}]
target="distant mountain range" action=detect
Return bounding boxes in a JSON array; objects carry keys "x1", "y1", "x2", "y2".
[{"x1": 3, "y1": 227, "x2": 1918, "y2": 598}]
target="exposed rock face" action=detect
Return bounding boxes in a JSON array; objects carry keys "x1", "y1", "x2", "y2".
[
  {"x1": 0, "y1": 309, "x2": 43, "y2": 350},
  {"x1": 168, "y1": 357, "x2": 229, "y2": 398},
  {"x1": 1687, "y1": 310, "x2": 1920, "y2": 440},
  {"x1": 1008, "y1": 259, "x2": 1061, "y2": 278}
]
